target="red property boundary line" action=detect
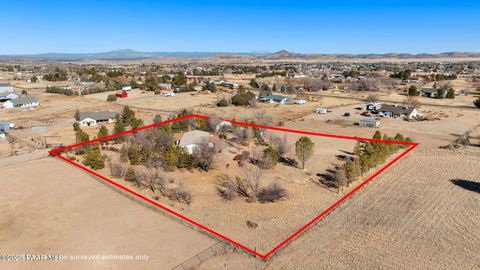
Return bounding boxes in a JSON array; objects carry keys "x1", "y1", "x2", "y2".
[{"x1": 49, "y1": 114, "x2": 419, "y2": 259}]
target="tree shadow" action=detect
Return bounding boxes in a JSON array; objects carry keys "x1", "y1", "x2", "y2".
[{"x1": 450, "y1": 179, "x2": 480, "y2": 194}]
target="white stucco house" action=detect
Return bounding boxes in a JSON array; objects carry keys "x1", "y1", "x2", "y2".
[
  {"x1": 3, "y1": 97, "x2": 39, "y2": 109},
  {"x1": 78, "y1": 111, "x2": 117, "y2": 126},
  {"x1": 175, "y1": 130, "x2": 213, "y2": 154}
]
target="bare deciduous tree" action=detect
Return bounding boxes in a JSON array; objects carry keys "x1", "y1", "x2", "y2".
[
  {"x1": 192, "y1": 138, "x2": 218, "y2": 171},
  {"x1": 267, "y1": 133, "x2": 290, "y2": 157}
]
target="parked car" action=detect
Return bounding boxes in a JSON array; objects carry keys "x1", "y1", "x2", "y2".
[{"x1": 343, "y1": 112, "x2": 351, "y2": 117}]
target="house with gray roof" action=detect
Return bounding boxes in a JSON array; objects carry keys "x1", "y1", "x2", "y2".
[
  {"x1": 379, "y1": 104, "x2": 418, "y2": 119},
  {"x1": 420, "y1": 88, "x2": 446, "y2": 98},
  {"x1": 0, "y1": 83, "x2": 18, "y2": 101},
  {"x1": 0, "y1": 83, "x2": 14, "y2": 94},
  {"x1": 3, "y1": 97, "x2": 39, "y2": 109},
  {"x1": 258, "y1": 94, "x2": 289, "y2": 105},
  {"x1": 78, "y1": 111, "x2": 117, "y2": 126},
  {"x1": 175, "y1": 130, "x2": 213, "y2": 154}
]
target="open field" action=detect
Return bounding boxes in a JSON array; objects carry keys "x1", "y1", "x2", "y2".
[
  {"x1": 0, "y1": 158, "x2": 217, "y2": 270},
  {"x1": 198, "y1": 147, "x2": 480, "y2": 269}
]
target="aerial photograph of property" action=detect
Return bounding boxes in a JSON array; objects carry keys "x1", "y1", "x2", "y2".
[{"x1": 1, "y1": 1, "x2": 479, "y2": 269}]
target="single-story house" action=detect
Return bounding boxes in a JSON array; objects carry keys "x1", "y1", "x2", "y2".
[
  {"x1": 3, "y1": 97, "x2": 39, "y2": 109},
  {"x1": 294, "y1": 99, "x2": 306, "y2": 105},
  {"x1": 78, "y1": 111, "x2": 117, "y2": 126},
  {"x1": 175, "y1": 130, "x2": 212, "y2": 154},
  {"x1": 0, "y1": 132, "x2": 5, "y2": 139},
  {"x1": 365, "y1": 102, "x2": 382, "y2": 111},
  {"x1": 159, "y1": 83, "x2": 172, "y2": 91},
  {"x1": 258, "y1": 94, "x2": 289, "y2": 105},
  {"x1": 420, "y1": 88, "x2": 446, "y2": 98},
  {"x1": 122, "y1": 86, "x2": 132, "y2": 91},
  {"x1": 160, "y1": 91, "x2": 175, "y2": 97},
  {"x1": 116, "y1": 90, "x2": 128, "y2": 98},
  {"x1": 359, "y1": 118, "x2": 380, "y2": 128},
  {"x1": 0, "y1": 83, "x2": 14, "y2": 94},
  {"x1": 315, "y1": 108, "x2": 327, "y2": 114},
  {"x1": 0, "y1": 92, "x2": 19, "y2": 101},
  {"x1": 379, "y1": 104, "x2": 418, "y2": 119}
]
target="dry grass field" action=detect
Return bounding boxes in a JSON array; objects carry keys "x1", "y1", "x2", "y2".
[
  {"x1": 0, "y1": 158, "x2": 217, "y2": 270},
  {"x1": 63, "y1": 125, "x2": 376, "y2": 255},
  {"x1": 198, "y1": 147, "x2": 480, "y2": 270}
]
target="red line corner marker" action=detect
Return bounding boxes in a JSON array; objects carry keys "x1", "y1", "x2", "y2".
[{"x1": 50, "y1": 114, "x2": 418, "y2": 259}]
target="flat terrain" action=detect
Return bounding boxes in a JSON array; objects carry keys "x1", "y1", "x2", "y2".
[
  {"x1": 0, "y1": 158, "x2": 217, "y2": 270},
  {"x1": 198, "y1": 147, "x2": 480, "y2": 269}
]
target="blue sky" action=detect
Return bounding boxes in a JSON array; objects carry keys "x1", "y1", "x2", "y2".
[{"x1": 1, "y1": 0, "x2": 479, "y2": 54}]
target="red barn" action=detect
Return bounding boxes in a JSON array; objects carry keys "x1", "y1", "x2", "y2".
[{"x1": 115, "y1": 90, "x2": 128, "y2": 98}]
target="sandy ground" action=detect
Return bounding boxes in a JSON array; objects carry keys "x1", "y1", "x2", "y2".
[
  {"x1": 0, "y1": 158, "x2": 217, "y2": 270},
  {"x1": 198, "y1": 147, "x2": 480, "y2": 269}
]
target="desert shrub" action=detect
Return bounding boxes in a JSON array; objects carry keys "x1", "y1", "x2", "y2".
[
  {"x1": 261, "y1": 146, "x2": 278, "y2": 169},
  {"x1": 215, "y1": 175, "x2": 239, "y2": 201},
  {"x1": 474, "y1": 97, "x2": 480, "y2": 108},
  {"x1": 258, "y1": 183, "x2": 288, "y2": 203},
  {"x1": 217, "y1": 98, "x2": 229, "y2": 107},
  {"x1": 167, "y1": 186, "x2": 192, "y2": 205},
  {"x1": 231, "y1": 91, "x2": 256, "y2": 106},
  {"x1": 109, "y1": 162, "x2": 125, "y2": 178},
  {"x1": 107, "y1": 94, "x2": 117, "y2": 102},
  {"x1": 124, "y1": 167, "x2": 137, "y2": 182},
  {"x1": 191, "y1": 139, "x2": 217, "y2": 171},
  {"x1": 246, "y1": 220, "x2": 258, "y2": 229}
]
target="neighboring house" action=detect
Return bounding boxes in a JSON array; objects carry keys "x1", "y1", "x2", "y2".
[
  {"x1": 0, "y1": 83, "x2": 14, "y2": 94},
  {"x1": 379, "y1": 104, "x2": 418, "y2": 119},
  {"x1": 365, "y1": 102, "x2": 382, "y2": 111},
  {"x1": 3, "y1": 97, "x2": 39, "y2": 109},
  {"x1": 420, "y1": 88, "x2": 446, "y2": 98},
  {"x1": 159, "y1": 83, "x2": 172, "y2": 91},
  {"x1": 122, "y1": 86, "x2": 132, "y2": 91},
  {"x1": 115, "y1": 90, "x2": 128, "y2": 98},
  {"x1": 175, "y1": 130, "x2": 212, "y2": 154},
  {"x1": 294, "y1": 99, "x2": 306, "y2": 105},
  {"x1": 160, "y1": 91, "x2": 175, "y2": 97},
  {"x1": 78, "y1": 111, "x2": 117, "y2": 126},
  {"x1": 359, "y1": 118, "x2": 380, "y2": 128},
  {"x1": 258, "y1": 94, "x2": 289, "y2": 105},
  {"x1": 0, "y1": 92, "x2": 19, "y2": 101}
]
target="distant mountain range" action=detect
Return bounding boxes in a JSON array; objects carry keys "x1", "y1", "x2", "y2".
[
  {"x1": 1, "y1": 49, "x2": 480, "y2": 61},
  {"x1": 0, "y1": 49, "x2": 269, "y2": 61}
]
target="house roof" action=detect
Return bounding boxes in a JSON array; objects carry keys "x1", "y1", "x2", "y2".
[
  {"x1": 379, "y1": 104, "x2": 415, "y2": 116},
  {"x1": 9, "y1": 97, "x2": 38, "y2": 105},
  {"x1": 421, "y1": 88, "x2": 438, "y2": 94},
  {"x1": 78, "y1": 111, "x2": 117, "y2": 121},
  {"x1": 259, "y1": 94, "x2": 289, "y2": 101},
  {"x1": 178, "y1": 130, "x2": 211, "y2": 147},
  {"x1": 0, "y1": 83, "x2": 14, "y2": 93}
]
